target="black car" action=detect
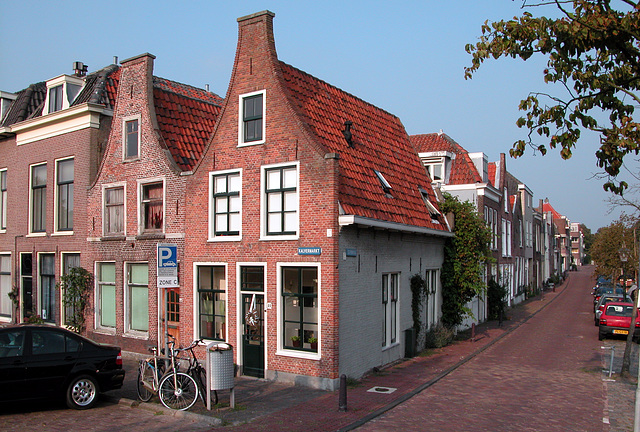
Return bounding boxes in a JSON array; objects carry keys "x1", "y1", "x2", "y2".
[{"x1": 0, "y1": 324, "x2": 125, "y2": 409}]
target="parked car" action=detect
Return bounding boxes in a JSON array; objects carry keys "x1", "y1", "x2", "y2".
[
  {"x1": 0, "y1": 324, "x2": 125, "y2": 409},
  {"x1": 595, "y1": 294, "x2": 631, "y2": 325},
  {"x1": 594, "y1": 285, "x2": 626, "y2": 306},
  {"x1": 598, "y1": 302, "x2": 640, "y2": 342}
]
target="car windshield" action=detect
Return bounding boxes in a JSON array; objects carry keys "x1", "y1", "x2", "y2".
[{"x1": 606, "y1": 305, "x2": 634, "y2": 317}]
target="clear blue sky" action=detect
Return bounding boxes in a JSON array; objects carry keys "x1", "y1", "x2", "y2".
[{"x1": 0, "y1": 0, "x2": 627, "y2": 231}]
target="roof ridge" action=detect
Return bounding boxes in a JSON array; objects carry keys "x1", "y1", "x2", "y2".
[
  {"x1": 279, "y1": 61, "x2": 402, "y2": 123},
  {"x1": 153, "y1": 76, "x2": 223, "y2": 106}
]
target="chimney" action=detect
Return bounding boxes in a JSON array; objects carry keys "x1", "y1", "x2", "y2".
[{"x1": 73, "y1": 61, "x2": 88, "y2": 77}]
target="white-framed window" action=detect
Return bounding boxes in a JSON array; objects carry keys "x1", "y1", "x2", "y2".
[
  {"x1": 425, "y1": 160, "x2": 444, "y2": 183},
  {"x1": 39, "y1": 253, "x2": 56, "y2": 323},
  {"x1": 125, "y1": 262, "x2": 148, "y2": 334},
  {"x1": 504, "y1": 188, "x2": 509, "y2": 213},
  {"x1": 238, "y1": 90, "x2": 265, "y2": 146},
  {"x1": 502, "y1": 218, "x2": 507, "y2": 257},
  {"x1": 261, "y1": 162, "x2": 299, "y2": 239},
  {"x1": 60, "y1": 253, "x2": 80, "y2": 327},
  {"x1": 138, "y1": 179, "x2": 164, "y2": 233},
  {"x1": 0, "y1": 254, "x2": 11, "y2": 320},
  {"x1": 43, "y1": 75, "x2": 83, "y2": 115},
  {"x1": 382, "y1": 272, "x2": 399, "y2": 348},
  {"x1": 0, "y1": 169, "x2": 6, "y2": 231},
  {"x1": 95, "y1": 262, "x2": 116, "y2": 330},
  {"x1": 103, "y1": 183, "x2": 126, "y2": 236},
  {"x1": 55, "y1": 157, "x2": 74, "y2": 233},
  {"x1": 123, "y1": 115, "x2": 141, "y2": 160},
  {"x1": 209, "y1": 169, "x2": 242, "y2": 241},
  {"x1": 195, "y1": 263, "x2": 227, "y2": 341},
  {"x1": 30, "y1": 163, "x2": 47, "y2": 234},
  {"x1": 424, "y1": 269, "x2": 439, "y2": 329},
  {"x1": 279, "y1": 263, "x2": 319, "y2": 356}
]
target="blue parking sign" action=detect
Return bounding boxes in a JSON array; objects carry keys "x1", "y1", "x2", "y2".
[{"x1": 157, "y1": 244, "x2": 178, "y2": 287}]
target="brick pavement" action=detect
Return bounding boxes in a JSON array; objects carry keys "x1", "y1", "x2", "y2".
[{"x1": 6, "y1": 267, "x2": 633, "y2": 431}]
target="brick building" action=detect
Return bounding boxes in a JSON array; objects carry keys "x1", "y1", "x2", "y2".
[
  {"x1": 181, "y1": 11, "x2": 451, "y2": 389},
  {"x1": 0, "y1": 64, "x2": 117, "y2": 325}
]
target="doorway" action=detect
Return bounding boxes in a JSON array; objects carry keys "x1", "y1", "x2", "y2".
[{"x1": 240, "y1": 265, "x2": 265, "y2": 378}]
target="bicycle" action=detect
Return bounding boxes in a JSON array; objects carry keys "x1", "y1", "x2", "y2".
[
  {"x1": 136, "y1": 345, "x2": 166, "y2": 403},
  {"x1": 157, "y1": 335, "x2": 199, "y2": 410},
  {"x1": 178, "y1": 338, "x2": 218, "y2": 406}
]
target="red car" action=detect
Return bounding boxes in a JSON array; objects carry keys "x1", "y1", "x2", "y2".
[{"x1": 598, "y1": 302, "x2": 640, "y2": 342}]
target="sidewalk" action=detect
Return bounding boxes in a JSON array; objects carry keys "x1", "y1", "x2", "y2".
[{"x1": 110, "y1": 275, "x2": 633, "y2": 431}]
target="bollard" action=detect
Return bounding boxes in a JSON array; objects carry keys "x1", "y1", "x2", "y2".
[
  {"x1": 499, "y1": 309, "x2": 503, "y2": 327},
  {"x1": 470, "y1": 323, "x2": 476, "y2": 342},
  {"x1": 339, "y1": 374, "x2": 347, "y2": 412}
]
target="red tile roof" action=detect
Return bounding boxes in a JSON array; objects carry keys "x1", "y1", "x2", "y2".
[
  {"x1": 153, "y1": 77, "x2": 223, "y2": 171},
  {"x1": 410, "y1": 133, "x2": 482, "y2": 185},
  {"x1": 542, "y1": 202, "x2": 563, "y2": 219},
  {"x1": 280, "y1": 62, "x2": 447, "y2": 231}
]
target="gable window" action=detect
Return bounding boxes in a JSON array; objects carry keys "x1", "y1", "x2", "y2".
[
  {"x1": 126, "y1": 263, "x2": 148, "y2": 333},
  {"x1": 0, "y1": 170, "x2": 6, "y2": 231},
  {"x1": 30, "y1": 164, "x2": 47, "y2": 233},
  {"x1": 382, "y1": 273, "x2": 399, "y2": 348},
  {"x1": 96, "y1": 262, "x2": 116, "y2": 329},
  {"x1": 124, "y1": 118, "x2": 140, "y2": 159},
  {"x1": 282, "y1": 265, "x2": 318, "y2": 353},
  {"x1": 56, "y1": 158, "x2": 74, "y2": 232},
  {"x1": 197, "y1": 265, "x2": 226, "y2": 341},
  {"x1": 40, "y1": 254, "x2": 55, "y2": 323},
  {"x1": 264, "y1": 164, "x2": 298, "y2": 237},
  {"x1": 239, "y1": 90, "x2": 265, "y2": 145},
  {"x1": 0, "y1": 254, "x2": 10, "y2": 319},
  {"x1": 210, "y1": 170, "x2": 241, "y2": 239},
  {"x1": 104, "y1": 186, "x2": 124, "y2": 235},
  {"x1": 141, "y1": 181, "x2": 163, "y2": 232}
]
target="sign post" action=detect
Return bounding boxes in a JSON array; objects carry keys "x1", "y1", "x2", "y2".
[{"x1": 157, "y1": 244, "x2": 179, "y2": 353}]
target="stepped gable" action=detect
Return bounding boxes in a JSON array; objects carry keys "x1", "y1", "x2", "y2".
[
  {"x1": 152, "y1": 77, "x2": 223, "y2": 171},
  {"x1": 410, "y1": 133, "x2": 483, "y2": 184},
  {"x1": 279, "y1": 61, "x2": 447, "y2": 230}
]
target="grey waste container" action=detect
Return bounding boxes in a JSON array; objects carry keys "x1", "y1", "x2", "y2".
[{"x1": 207, "y1": 342, "x2": 234, "y2": 391}]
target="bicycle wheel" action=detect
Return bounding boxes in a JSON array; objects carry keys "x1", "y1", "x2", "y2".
[
  {"x1": 136, "y1": 362, "x2": 154, "y2": 402},
  {"x1": 193, "y1": 366, "x2": 217, "y2": 405},
  {"x1": 158, "y1": 372, "x2": 198, "y2": 410}
]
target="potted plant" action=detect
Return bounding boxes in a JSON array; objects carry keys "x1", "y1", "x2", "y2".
[
  {"x1": 308, "y1": 337, "x2": 318, "y2": 351},
  {"x1": 291, "y1": 335, "x2": 301, "y2": 348}
]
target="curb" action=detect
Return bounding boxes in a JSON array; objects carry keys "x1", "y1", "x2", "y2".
[
  {"x1": 104, "y1": 394, "x2": 224, "y2": 426},
  {"x1": 337, "y1": 277, "x2": 571, "y2": 432}
]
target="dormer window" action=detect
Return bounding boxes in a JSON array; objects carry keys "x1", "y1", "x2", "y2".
[
  {"x1": 419, "y1": 151, "x2": 455, "y2": 184},
  {"x1": 43, "y1": 75, "x2": 84, "y2": 115},
  {"x1": 0, "y1": 91, "x2": 16, "y2": 122}
]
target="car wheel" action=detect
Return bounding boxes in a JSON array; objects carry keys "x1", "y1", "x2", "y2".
[{"x1": 66, "y1": 375, "x2": 99, "y2": 410}]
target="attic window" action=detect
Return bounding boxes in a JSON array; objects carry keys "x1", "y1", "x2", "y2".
[
  {"x1": 374, "y1": 170, "x2": 392, "y2": 196},
  {"x1": 419, "y1": 188, "x2": 441, "y2": 223},
  {"x1": 43, "y1": 75, "x2": 84, "y2": 115}
]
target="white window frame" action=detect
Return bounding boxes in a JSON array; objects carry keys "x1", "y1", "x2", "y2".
[
  {"x1": 122, "y1": 115, "x2": 141, "y2": 161},
  {"x1": 37, "y1": 252, "x2": 56, "y2": 323},
  {"x1": 53, "y1": 157, "x2": 74, "y2": 236},
  {"x1": 102, "y1": 182, "x2": 127, "y2": 236},
  {"x1": 0, "y1": 253, "x2": 11, "y2": 322},
  {"x1": 238, "y1": 90, "x2": 266, "y2": 147},
  {"x1": 59, "y1": 252, "x2": 81, "y2": 327},
  {"x1": 124, "y1": 261, "x2": 149, "y2": 337},
  {"x1": 137, "y1": 177, "x2": 165, "y2": 234},
  {"x1": 0, "y1": 169, "x2": 6, "y2": 233},
  {"x1": 260, "y1": 162, "x2": 299, "y2": 241},
  {"x1": 94, "y1": 261, "x2": 117, "y2": 333},
  {"x1": 382, "y1": 272, "x2": 400, "y2": 350},
  {"x1": 192, "y1": 262, "x2": 228, "y2": 342},
  {"x1": 275, "y1": 262, "x2": 321, "y2": 360},
  {"x1": 28, "y1": 162, "x2": 47, "y2": 236},
  {"x1": 208, "y1": 169, "x2": 242, "y2": 242},
  {"x1": 43, "y1": 75, "x2": 84, "y2": 116}
]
